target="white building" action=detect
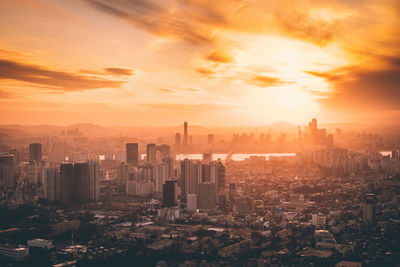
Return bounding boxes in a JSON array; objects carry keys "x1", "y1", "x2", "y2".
[
  {"x1": 0, "y1": 245, "x2": 29, "y2": 261},
  {"x1": 27, "y1": 239, "x2": 54, "y2": 250},
  {"x1": 312, "y1": 214, "x2": 327, "y2": 226}
]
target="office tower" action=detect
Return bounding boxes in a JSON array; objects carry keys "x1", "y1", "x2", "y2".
[
  {"x1": 392, "y1": 150, "x2": 399, "y2": 159},
  {"x1": 126, "y1": 143, "x2": 139, "y2": 166},
  {"x1": 210, "y1": 162, "x2": 225, "y2": 193},
  {"x1": 59, "y1": 163, "x2": 74, "y2": 204},
  {"x1": 202, "y1": 153, "x2": 212, "y2": 165},
  {"x1": 207, "y1": 134, "x2": 214, "y2": 145},
  {"x1": 202, "y1": 163, "x2": 211, "y2": 183},
  {"x1": 237, "y1": 197, "x2": 254, "y2": 215},
  {"x1": 175, "y1": 133, "x2": 181, "y2": 147},
  {"x1": 29, "y1": 143, "x2": 42, "y2": 161},
  {"x1": 118, "y1": 163, "x2": 131, "y2": 192},
  {"x1": 88, "y1": 160, "x2": 100, "y2": 201},
  {"x1": 74, "y1": 162, "x2": 90, "y2": 203},
  {"x1": 162, "y1": 157, "x2": 174, "y2": 179},
  {"x1": 180, "y1": 159, "x2": 201, "y2": 196},
  {"x1": 163, "y1": 180, "x2": 178, "y2": 207},
  {"x1": 197, "y1": 182, "x2": 216, "y2": 210},
  {"x1": 216, "y1": 162, "x2": 225, "y2": 194},
  {"x1": 155, "y1": 162, "x2": 168, "y2": 192},
  {"x1": 157, "y1": 144, "x2": 170, "y2": 160},
  {"x1": 44, "y1": 168, "x2": 60, "y2": 201},
  {"x1": 187, "y1": 194, "x2": 197, "y2": 212},
  {"x1": 27, "y1": 160, "x2": 39, "y2": 184},
  {"x1": 0, "y1": 153, "x2": 14, "y2": 189},
  {"x1": 183, "y1": 121, "x2": 188, "y2": 146},
  {"x1": 147, "y1": 143, "x2": 157, "y2": 165}
]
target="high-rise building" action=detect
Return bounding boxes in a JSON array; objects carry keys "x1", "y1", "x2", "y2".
[
  {"x1": 180, "y1": 159, "x2": 201, "y2": 196},
  {"x1": 183, "y1": 121, "x2": 188, "y2": 146},
  {"x1": 59, "y1": 163, "x2": 74, "y2": 204},
  {"x1": 74, "y1": 162, "x2": 90, "y2": 203},
  {"x1": 138, "y1": 164, "x2": 154, "y2": 182},
  {"x1": 147, "y1": 144, "x2": 157, "y2": 165},
  {"x1": 59, "y1": 161, "x2": 96, "y2": 204},
  {"x1": 162, "y1": 157, "x2": 174, "y2": 179},
  {"x1": 0, "y1": 153, "x2": 14, "y2": 189},
  {"x1": 118, "y1": 163, "x2": 135, "y2": 192},
  {"x1": 187, "y1": 193, "x2": 197, "y2": 212},
  {"x1": 157, "y1": 144, "x2": 171, "y2": 161},
  {"x1": 175, "y1": 133, "x2": 181, "y2": 147},
  {"x1": 163, "y1": 180, "x2": 178, "y2": 207},
  {"x1": 88, "y1": 160, "x2": 100, "y2": 201},
  {"x1": 155, "y1": 162, "x2": 168, "y2": 192},
  {"x1": 126, "y1": 143, "x2": 139, "y2": 166},
  {"x1": 197, "y1": 182, "x2": 216, "y2": 210},
  {"x1": 29, "y1": 143, "x2": 42, "y2": 161},
  {"x1": 44, "y1": 168, "x2": 60, "y2": 201}
]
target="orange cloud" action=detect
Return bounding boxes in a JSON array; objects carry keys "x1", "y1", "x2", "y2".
[
  {"x1": 249, "y1": 75, "x2": 287, "y2": 87},
  {"x1": 0, "y1": 59, "x2": 127, "y2": 91}
]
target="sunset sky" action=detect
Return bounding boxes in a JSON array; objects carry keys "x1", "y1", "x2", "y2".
[{"x1": 1, "y1": 0, "x2": 399, "y2": 126}]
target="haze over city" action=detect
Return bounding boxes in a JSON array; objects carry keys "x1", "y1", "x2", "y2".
[{"x1": 1, "y1": 1, "x2": 400, "y2": 267}]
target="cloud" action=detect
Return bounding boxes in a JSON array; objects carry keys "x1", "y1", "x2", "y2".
[
  {"x1": 84, "y1": 0, "x2": 226, "y2": 44},
  {"x1": 0, "y1": 90, "x2": 20, "y2": 99},
  {"x1": 104, "y1": 67, "x2": 134, "y2": 76},
  {"x1": 313, "y1": 55, "x2": 400, "y2": 110},
  {"x1": 0, "y1": 59, "x2": 125, "y2": 91},
  {"x1": 160, "y1": 88, "x2": 174, "y2": 93},
  {"x1": 249, "y1": 75, "x2": 287, "y2": 87},
  {"x1": 187, "y1": 88, "x2": 201, "y2": 92},
  {"x1": 195, "y1": 67, "x2": 216, "y2": 76},
  {"x1": 206, "y1": 50, "x2": 233, "y2": 63}
]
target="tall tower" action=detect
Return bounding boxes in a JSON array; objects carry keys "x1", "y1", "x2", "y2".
[
  {"x1": 146, "y1": 144, "x2": 157, "y2": 165},
  {"x1": 0, "y1": 153, "x2": 14, "y2": 189},
  {"x1": 126, "y1": 143, "x2": 139, "y2": 166},
  {"x1": 88, "y1": 160, "x2": 100, "y2": 201},
  {"x1": 29, "y1": 143, "x2": 42, "y2": 161},
  {"x1": 184, "y1": 121, "x2": 188, "y2": 146}
]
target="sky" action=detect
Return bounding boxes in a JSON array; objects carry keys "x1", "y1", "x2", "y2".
[{"x1": 0, "y1": 0, "x2": 399, "y2": 126}]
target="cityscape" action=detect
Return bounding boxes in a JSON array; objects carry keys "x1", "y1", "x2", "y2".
[
  {"x1": 0, "y1": 120, "x2": 400, "y2": 266},
  {"x1": 1, "y1": 0, "x2": 400, "y2": 266}
]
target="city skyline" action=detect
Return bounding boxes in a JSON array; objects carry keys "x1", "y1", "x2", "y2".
[{"x1": 1, "y1": 0, "x2": 400, "y2": 126}]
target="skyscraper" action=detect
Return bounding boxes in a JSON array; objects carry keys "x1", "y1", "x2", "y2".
[
  {"x1": 74, "y1": 162, "x2": 90, "y2": 203},
  {"x1": 44, "y1": 168, "x2": 60, "y2": 201},
  {"x1": 183, "y1": 121, "x2": 188, "y2": 146},
  {"x1": 147, "y1": 143, "x2": 157, "y2": 165},
  {"x1": 126, "y1": 143, "x2": 139, "y2": 166},
  {"x1": 29, "y1": 143, "x2": 42, "y2": 161},
  {"x1": 59, "y1": 163, "x2": 74, "y2": 204},
  {"x1": 0, "y1": 153, "x2": 14, "y2": 189},
  {"x1": 163, "y1": 180, "x2": 178, "y2": 207},
  {"x1": 197, "y1": 182, "x2": 216, "y2": 210},
  {"x1": 175, "y1": 133, "x2": 181, "y2": 147},
  {"x1": 88, "y1": 160, "x2": 100, "y2": 201},
  {"x1": 157, "y1": 144, "x2": 170, "y2": 160}
]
